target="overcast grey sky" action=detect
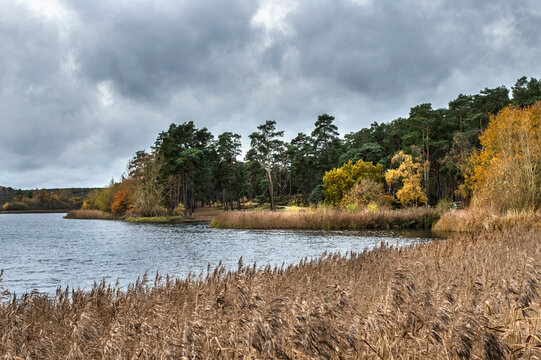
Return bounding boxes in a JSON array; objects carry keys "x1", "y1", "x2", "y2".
[{"x1": 1, "y1": 0, "x2": 540, "y2": 189}]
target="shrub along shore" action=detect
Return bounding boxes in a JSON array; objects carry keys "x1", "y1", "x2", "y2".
[
  {"x1": 1, "y1": 229, "x2": 540, "y2": 358},
  {"x1": 64, "y1": 209, "x2": 113, "y2": 220},
  {"x1": 210, "y1": 208, "x2": 440, "y2": 230}
]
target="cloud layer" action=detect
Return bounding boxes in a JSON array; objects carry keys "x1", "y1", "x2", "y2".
[{"x1": 1, "y1": 0, "x2": 540, "y2": 188}]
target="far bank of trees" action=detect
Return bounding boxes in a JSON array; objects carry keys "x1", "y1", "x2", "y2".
[
  {"x1": 1, "y1": 189, "x2": 88, "y2": 211},
  {"x1": 82, "y1": 75, "x2": 541, "y2": 216}
]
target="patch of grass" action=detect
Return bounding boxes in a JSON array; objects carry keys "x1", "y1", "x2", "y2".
[
  {"x1": 1, "y1": 229, "x2": 541, "y2": 358},
  {"x1": 210, "y1": 207, "x2": 440, "y2": 230},
  {"x1": 64, "y1": 209, "x2": 113, "y2": 220}
]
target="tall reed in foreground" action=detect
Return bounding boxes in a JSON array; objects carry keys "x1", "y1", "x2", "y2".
[
  {"x1": 210, "y1": 208, "x2": 440, "y2": 230},
  {"x1": 1, "y1": 229, "x2": 541, "y2": 358}
]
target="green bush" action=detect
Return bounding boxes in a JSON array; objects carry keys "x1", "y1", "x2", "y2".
[
  {"x1": 436, "y1": 198, "x2": 453, "y2": 212},
  {"x1": 309, "y1": 185, "x2": 325, "y2": 205}
]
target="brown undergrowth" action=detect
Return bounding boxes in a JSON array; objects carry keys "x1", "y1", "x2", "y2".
[
  {"x1": 64, "y1": 209, "x2": 113, "y2": 220},
  {"x1": 210, "y1": 208, "x2": 439, "y2": 230},
  {"x1": 2, "y1": 230, "x2": 541, "y2": 358},
  {"x1": 434, "y1": 209, "x2": 541, "y2": 233}
]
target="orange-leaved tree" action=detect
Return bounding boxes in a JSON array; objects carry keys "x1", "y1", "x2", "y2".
[
  {"x1": 110, "y1": 180, "x2": 134, "y2": 217},
  {"x1": 464, "y1": 102, "x2": 541, "y2": 211}
]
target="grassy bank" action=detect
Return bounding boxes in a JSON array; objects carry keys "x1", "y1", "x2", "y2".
[
  {"x1": 65, "y1": 207, "x2": 223, "y2": 223},
  {"x1": 433, "y1": 209, "x2": 541, "y2": 233},
  {"x1": 210, "y1": 208, "x2": 440, "y2": 230},
  {"x1": 1, "y1": 229, "x2": 541, "y2": 358},
  {"x1": 64, "y1": 209, "x2": 113, "y2": 220}
]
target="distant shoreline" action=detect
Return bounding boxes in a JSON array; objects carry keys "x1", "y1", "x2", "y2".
[
  {"x1": 64, "y1": 207, "x2": 223, "y2": 223},
  {"x1": 0, "y1": 209, "x2": 70, "y2": 214}
]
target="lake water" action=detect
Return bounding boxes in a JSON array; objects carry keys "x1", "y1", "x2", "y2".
[{"x1": 0, "y1": 213, "x2": 435, "y2": 295}]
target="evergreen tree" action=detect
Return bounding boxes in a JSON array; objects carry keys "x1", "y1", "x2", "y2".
[
  {"x1": 248, "y1": 120, "x2": 284, "y2": 211},
  {"x1": 311, "y1": 114, "x2": 342, "y2": 178}
]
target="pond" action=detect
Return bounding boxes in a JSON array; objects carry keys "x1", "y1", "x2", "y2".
[{"x1": 0, "y1": 213, "x2": 436, "y2": 294}]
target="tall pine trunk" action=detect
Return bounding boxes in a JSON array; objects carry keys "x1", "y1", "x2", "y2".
[
  {"x1": 222, "y1": 186, "x2": 228, "y2": 211},
  {"x1": 267, "y1": 151, "x2": 275, "y2": 211}
]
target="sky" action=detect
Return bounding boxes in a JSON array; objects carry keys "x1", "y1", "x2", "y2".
[{"x1": 1, "y1": 0, "x2": 540, "y2": 189}]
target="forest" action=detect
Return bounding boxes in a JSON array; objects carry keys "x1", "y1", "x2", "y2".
[
  {"x1": 79, "y1": 75, "x2": 541, "y2": 217},
  {"x1": 0, "y1": 188, "x2": 95, "y2": 212}
]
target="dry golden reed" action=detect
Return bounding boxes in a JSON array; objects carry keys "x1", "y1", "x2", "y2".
[
  {"x1": 210, "y1": 208, "x2": 440, "y2": 230},
  {"x1": 2, "y1": 229, "x2": 541, "y2": 358},
  {"x1": 64, "y1": 209, "x2": 113, "y2": 220},
  {"x1": 434, "y1": 209, "x2": 541, "y2": 233}
]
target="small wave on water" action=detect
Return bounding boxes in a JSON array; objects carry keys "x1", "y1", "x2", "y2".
[{"x1": 0, "y1": 213, "x2": 436, "y2": 295}]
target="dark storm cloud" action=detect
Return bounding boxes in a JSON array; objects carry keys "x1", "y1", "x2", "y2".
[
  {"x1": 70, "y1": 0, "x2": 261, "y2": 101},
  {"x1": 278, "y1": 0, "x2": 540, "y2": 96},
  {"x1": 1, "y1": 0, "x2": 540, "y2": 188}
]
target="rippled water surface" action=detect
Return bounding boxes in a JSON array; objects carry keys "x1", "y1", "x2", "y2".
[{"x1": 0, "y1": 213, "x2": 435, "y2": 294}]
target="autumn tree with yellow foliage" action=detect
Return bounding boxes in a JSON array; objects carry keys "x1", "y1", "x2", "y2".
[
  {"x1": 464, "y1": 102, "x2": 541, "y2": 212},
  {"x1": 322, "y1": 159, "x2": 384, "y2": 206},
  {"x1": 385, "y1": 151, "x2": 427, "y2": 206}
]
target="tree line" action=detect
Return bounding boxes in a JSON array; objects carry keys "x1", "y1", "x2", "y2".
[
  {"x1": 1, "y1": 189, "x2": 90, "y2": 211},
  {"x1": 83, "y1": 75, "x2": 541, "y2": 216}
]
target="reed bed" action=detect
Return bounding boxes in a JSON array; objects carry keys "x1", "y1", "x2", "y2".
[
  {"x1": 64, "y1": 209, "x2": 113, "y2": 220},
  {"x1": 210, "y1": 208, "x2": 440, "y2": 230},
  {"x1": 2, "y1": 229, "x2": 541, "y2": 358},
  {"x1": 434, "y1": 209, "x2": 541, "y2": 233}
]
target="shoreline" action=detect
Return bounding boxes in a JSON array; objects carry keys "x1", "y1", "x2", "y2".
[
  {"x1": 64, "y1": 207, "x2": 224, "y2": 223},
  {"x1": 0, "y1": 209, "x2": 71, "y2": 214},
  {"x1": 60, "y1": 207, "x2": 541, "y2": 232}
]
